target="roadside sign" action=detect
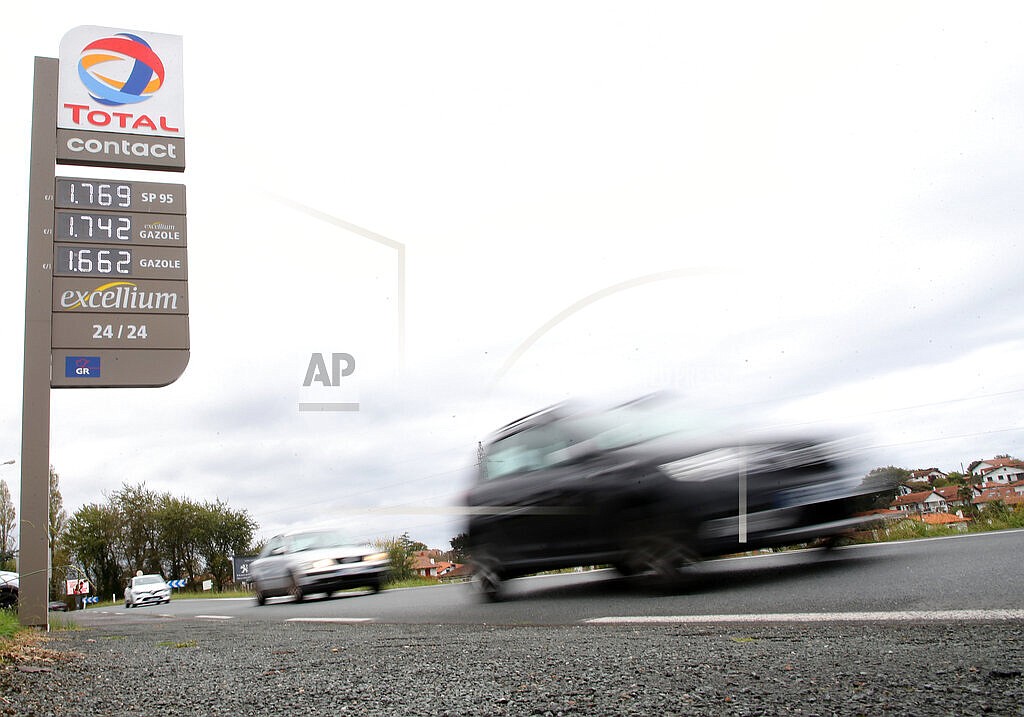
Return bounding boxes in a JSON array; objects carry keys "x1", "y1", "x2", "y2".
[
  {"x1": 232, "y1": 556, "x2": 258, "y2": 583},
  {"x1": 65, "y1": 579, "x2": 90, "y2": 596},
  {"x1": 21, "y1": 26, "x2": 189, "y2": 627},
  {"x1": 167, "y1": 579, "x2": 187, "y2": 589}
]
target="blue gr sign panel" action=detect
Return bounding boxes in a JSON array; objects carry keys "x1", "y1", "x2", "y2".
[{"x1": 64, "y1": 355, "x2": 100, "y2": 378}]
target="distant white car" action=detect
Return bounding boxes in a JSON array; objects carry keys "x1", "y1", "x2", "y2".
[
  {"x1": 0, "y1": 570, "x2": 18, "y2": 610},
  {"x1": 124, "y1": 574, "x2": 171, "y2": 608}
]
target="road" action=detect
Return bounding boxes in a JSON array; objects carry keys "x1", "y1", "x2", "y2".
[
  {"x1": 7, "y1": 530, "x2": 1021, "y2": 716},
  {"x1": 68, "y1": 529, "x2": 1024, "y2": 627}
]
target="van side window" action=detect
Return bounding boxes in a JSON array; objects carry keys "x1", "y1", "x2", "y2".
[{"x1": 482, "y1": 424, "x2": 573, "y2": 480}]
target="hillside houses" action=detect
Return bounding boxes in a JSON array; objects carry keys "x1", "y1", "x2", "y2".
[{"x1": 887, "y1": 456, "x2": 1024, "y2": 516}]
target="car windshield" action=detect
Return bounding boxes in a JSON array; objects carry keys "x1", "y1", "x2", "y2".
[
  {"x1": 289, "y1": 530, "x2": 350, "y2": 553},
  {"x1": 134, "y1": 575, "x2": 164, "y2": 585}
]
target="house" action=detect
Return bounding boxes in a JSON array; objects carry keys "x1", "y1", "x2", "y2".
[
  {"x1": 908, "y1": 468, "x2": 947, "y2": 485},
  {"x1": 441, "y1": 563, "x2": 474, "y2": 581},
  {"x1": 972, "y1": 482, "x2": 1024, "y2": 510},
  {"x1": 410, "y1": 550, "x2": 461, "y2": 579},
  {"x1": 969, "y1": 458, "x2": 1024, "y2": 486},
  {"x1": 981, "y1": 465, "x2": 1024, "y2": 486},
  {"x1": 890, "y1": 490, "x2": 948, "y2": 514},
  {"x1": 932, "y1": 484, "x2": 976, "y2": 508}
]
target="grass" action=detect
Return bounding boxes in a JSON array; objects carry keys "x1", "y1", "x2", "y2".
[
  {"x1": 47, "y1": 615, "x2": 81, "y2": 631},
  {"x1": 382, "y1": 576, "x2": 439, "y2": 590},
  {"x1": 0, "y1": 609, "x2": 20, "y2": 642}
]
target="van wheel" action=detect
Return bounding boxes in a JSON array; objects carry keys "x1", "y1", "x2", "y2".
[
  {"x1": 631, "y1": 534, "x2": 699, "y2": 584},
  {"x1": 474, "y1": 561, "x2": 503, "y2": 602}
]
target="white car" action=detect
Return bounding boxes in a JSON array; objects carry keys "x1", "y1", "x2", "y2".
[
  {"x1": 250, "y1": 530, "x2": 390, "y2": 605},
  {"x1": 124, "y1": 574, "x2": 171, "y2": 608},
  {"x1": 0, "y1": 570, "x2": 18, "y2": 610}
]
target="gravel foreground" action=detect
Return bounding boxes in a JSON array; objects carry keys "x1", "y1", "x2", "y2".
[{"x1": 1, "y1": 620, "x2": 1022, "y2": 716}]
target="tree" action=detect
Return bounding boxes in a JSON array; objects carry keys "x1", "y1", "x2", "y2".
[
  {"x1": 850, "y1": 466, "x2": 906, "y2": 512},
  {"x1": 957, "y1": 484, "x2": 979, "y2": 518},
  {"x1": 448, "y1": 532, "x2": 469, "y2": 563},
  {"x1": 195, "y1": 500, "x2": 256, "y2": 590},
  {"x1": 0, "y1": 479, "x2": 16, "y2": 571},
  {"x1": 111, "y1": 483, "x2": 161, "y2": 575},
  {"x1": 64, "y1": 502, "x2": 123, "y2": 600},
  {"x1": 400, "y1": 532, "x2": 428, "y2": 554},
  {"x1": 156, "y1": 494, "x2": 201, "y2": 582},
  {"x1": 63, "y1": 482, "x2": 260, "y2": 596},
  {"x1": 375, "y1": 534, "x2": 416, "y2": 583},
  {"x1": 48, "y1": 467, "x2": 69, "y2": 600}
]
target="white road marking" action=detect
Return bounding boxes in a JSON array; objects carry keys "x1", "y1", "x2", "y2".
[
  {"x1": 285, "y1": 617, "x2": 375, "y2": 623},
  {"x1": 586, "y1": 609, "x2": 1024, "y2": 624},
  {"x1": 195, "y1": 615, "x2": 234, "y2": 620}
]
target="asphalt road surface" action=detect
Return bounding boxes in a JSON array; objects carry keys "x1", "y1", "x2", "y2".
[
  {"x1": 2, "y1": 531, "x2": 1021, "y2": 716},
  {"x1": 69, "y1": 528, "x2": 1024, "y2": 627}
]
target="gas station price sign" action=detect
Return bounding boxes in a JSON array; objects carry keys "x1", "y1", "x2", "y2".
[
  {"x1": 52, "y1": 244, "x2": 187, "y2": 280},
  {"x1": 55, "y1": 210, "x2": 186, "y2": 246},
  {"x1": 55, "y1": 177, "x2": 185, "y2": 214}
]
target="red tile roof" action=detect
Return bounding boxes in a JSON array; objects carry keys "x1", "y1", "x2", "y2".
[
  {"x1": 973, "y1": 484, "x2": 1024, "y2": 505},
  {"x1": 933, "y1": 485, "x2": 969, "y2": 501},
  {"x1": 909, "y1": 512, "x2": 971, "y2": 525},
  {"x1": 891, "y1": 490, "x2": 941, "y2": 507},
  {"x1": 978, "y1": 458, "x2": 1024, "y2": 474}
]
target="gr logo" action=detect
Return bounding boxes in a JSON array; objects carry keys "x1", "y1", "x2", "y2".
[
  {"x1": 303, "y1": 352, "x2": 355, "y2": 387},
  {"x1": 299, "y1": 353, "x2": 359, "y2": 412},
  {"x1": 65, "y1": 356, "x2": 100, "y2": 378}
]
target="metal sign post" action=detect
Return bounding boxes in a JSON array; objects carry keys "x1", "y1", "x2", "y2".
[
  {"x1": 19, "y1": 57, "x2": 58, "y2": 628},
  {"x1": 20, "y1": 27, "x2": 188, "y2": 627}
]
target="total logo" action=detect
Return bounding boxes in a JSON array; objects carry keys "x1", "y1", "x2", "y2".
[
  {"x1": 78, "y1": 33, "x2": 165, "y2": 106},
  {"x1": 58, "y1": 26, "x2": 184, "y2": 138}
]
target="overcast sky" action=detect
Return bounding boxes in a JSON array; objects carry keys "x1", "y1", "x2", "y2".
[{"x1": 1, "y1": 2, "x2": 1022, "y2": 551}]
